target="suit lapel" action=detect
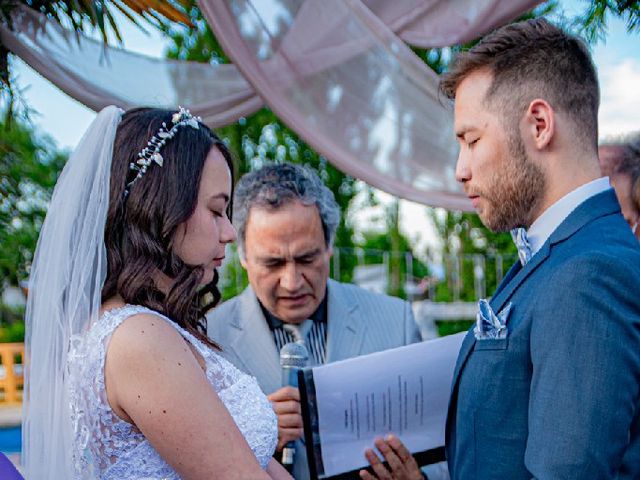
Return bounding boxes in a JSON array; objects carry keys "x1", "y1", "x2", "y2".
[
  {"x1": 491, "y1": 260, "x2": 521, "y2": 300},
  {"x1": 548, "y1": 188, "x2": 619, "y2": 244},
  {"x1": 326, "y1": 280, "x2": 364, "y2": 363},
  {"x1": 226, "y1": 287, "x2": 281, "y2": 394},
  {"x1": 489, "y1": 243, "x2": 550, "y2": 314}
]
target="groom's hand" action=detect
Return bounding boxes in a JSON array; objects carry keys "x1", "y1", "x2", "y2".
[
  {"x1": 268, "y1": 386, "x2": 304, "y2": 451},
  {"x1": 359, "y1": 435, "x2": 424, "y2": 480}
]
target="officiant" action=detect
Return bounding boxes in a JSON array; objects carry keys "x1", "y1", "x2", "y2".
[{"x1": 207, "y1": 163, "x2": 447, "y2": 479}]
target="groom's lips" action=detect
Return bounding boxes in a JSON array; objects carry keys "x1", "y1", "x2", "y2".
[{"x1": 468, "y1": 195, "x2": 480, "y2": 208}]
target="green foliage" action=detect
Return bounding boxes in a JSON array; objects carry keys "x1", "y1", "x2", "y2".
[
  {"x1": 0, "y1": 302, "x2": 23, "y2": 324},
  {"x1": 573, "y1": 0, "x2": 640, "y2": 42},
  {"x1": 218, "y1": 245, "x2": 249, "y2": 301},
  {"x1": 0, "y1": 303, "x2": 25, "y2": 343},
  {"x1": 329, "y1": 248, "x2": 355, "y2": 284},
  {"x1": 0, "y1": 320, "x2": 25, "y2": 343},
  {"x1": 162, "y1": 5, "x2": 228, "y2": 64},
  {"x1": 429, "y1": 209, "x2": 517, "y2": 301},
  {"x1": 0, "y1": 114, "x2": 67, "y2": 287},
  {"x1": 432, "y1": 210, "x2": 518, "y2": 258},
  {"x1": 436, "y1": 319, "x2": 474, "y2": 337},
  {"x1": 357, "y1": 200, "x2": 430, "y2": 298}
]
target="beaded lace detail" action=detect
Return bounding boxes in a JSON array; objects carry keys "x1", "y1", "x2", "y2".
[{"x1": 68, "y1": 305, "x2": 277, "y2": 479}]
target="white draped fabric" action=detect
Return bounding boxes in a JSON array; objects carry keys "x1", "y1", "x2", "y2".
[
  {"x1": 0, "y1": 0, "x2": 541, "y2": 208},
  {"x1": 0, "y1": 7, "x2": 261, "y2": 126}
]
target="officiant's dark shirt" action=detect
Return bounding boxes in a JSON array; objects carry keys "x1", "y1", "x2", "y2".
[{"x1": 260, "y1": 294, "x2": 327, "y2": 365}]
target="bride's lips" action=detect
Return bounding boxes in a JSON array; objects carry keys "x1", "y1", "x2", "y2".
[{"x1": 211, "y1": 256, "x2": 225, "y2": 267}]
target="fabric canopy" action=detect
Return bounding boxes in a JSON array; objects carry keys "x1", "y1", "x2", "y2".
[
  {"x1": 0, "y1": 7, "x2": 261, "y2": 126},
  {"x1": 0, "y1": 0, "x2": 541, "y2": 209}
]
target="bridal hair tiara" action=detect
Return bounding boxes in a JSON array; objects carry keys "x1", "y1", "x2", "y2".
[{"x1": 124, "y1": 106, "x2": 202, "y2": 196}]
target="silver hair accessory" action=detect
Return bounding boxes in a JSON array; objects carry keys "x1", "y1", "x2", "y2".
[{"x1": 125, "y1": 106, "x2": 201, "y2": 195}]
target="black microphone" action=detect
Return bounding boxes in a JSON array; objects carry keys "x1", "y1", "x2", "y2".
[{"x1": 279, "y1": 341, "x2": 309, "y2": 470}]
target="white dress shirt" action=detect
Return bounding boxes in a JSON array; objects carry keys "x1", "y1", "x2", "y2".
[{"x1": 527, "y1": 177, "x2": 611, "y2": 257}]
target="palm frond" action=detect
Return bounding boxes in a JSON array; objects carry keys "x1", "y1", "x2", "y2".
[
  {"x1": 1, "y1": 0, "x2": 194, "y2": 93},
  {"x1": 10, "y1": 1, "x2": 194, "y2": 45}
]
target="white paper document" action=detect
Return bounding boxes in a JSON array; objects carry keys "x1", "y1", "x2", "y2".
[{"x1": 310, "y1": 332, "x2": 465, "y2": 476}]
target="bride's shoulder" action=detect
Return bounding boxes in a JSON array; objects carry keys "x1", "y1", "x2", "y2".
[
  {"x1": 103, "y1": 306, "x2": 213, "y2": 383},
  {"x1": 105, "y1": 310, "x2": 208, "y2": 395},
  {"x1": 108, "y1": 309, "x2": 186, "y2": 360},
  {"x1": 103, "y1": 309, "x2": 217, "y2": 431}
]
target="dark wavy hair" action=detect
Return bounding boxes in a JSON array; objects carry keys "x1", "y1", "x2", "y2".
[{"x1": 101, "y1": 107, "x2": 233, "y2": 349}]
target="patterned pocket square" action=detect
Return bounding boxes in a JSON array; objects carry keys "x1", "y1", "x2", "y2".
[{"x1": 474, "y1": 299, "x2": 512, "y2": 340}]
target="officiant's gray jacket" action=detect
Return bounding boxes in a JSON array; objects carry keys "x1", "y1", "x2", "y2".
[{"x1": 207, "y1": 278, "x2": 421, "y2": 479}]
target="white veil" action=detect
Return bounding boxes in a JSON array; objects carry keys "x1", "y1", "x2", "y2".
[{"x1": 22, "y1": 106, "x2": 123, "y2": 479}]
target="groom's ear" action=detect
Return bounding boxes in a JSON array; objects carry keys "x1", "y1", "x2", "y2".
[{"x1": 522, "y1": 98, "x2": 555, "y2": 151}]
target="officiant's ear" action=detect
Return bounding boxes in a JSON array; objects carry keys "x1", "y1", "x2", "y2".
[{"x1": 523, "y1": 98, "x2": 554, "y2": 150}]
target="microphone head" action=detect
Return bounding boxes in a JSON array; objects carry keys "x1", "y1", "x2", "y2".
[{"x1": 279, "y1": 342, "x2": 309, "y2": 368}]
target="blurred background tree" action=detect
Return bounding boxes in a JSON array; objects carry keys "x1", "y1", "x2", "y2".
[
  {"x1": 0, "y1": 114, "x2": 66, "y2": 288},
  {"x1": 0, "y1": 1, "x2": 195, "y2": 334}
]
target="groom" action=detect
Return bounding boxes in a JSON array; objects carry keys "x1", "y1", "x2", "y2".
[{"x1": 440, "y1": 18, "x2": 640, "y2": 479}]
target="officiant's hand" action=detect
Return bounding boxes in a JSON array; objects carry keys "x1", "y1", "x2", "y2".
[
  {"x1": 268, "y1": 386, "x2": 304, "y2": 451},
  {"x1": 359, "y1": 435, "x2": 424, "y2": 480}
]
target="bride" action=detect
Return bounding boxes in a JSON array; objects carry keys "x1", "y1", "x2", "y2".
[{"x1": 23, "y1": 106, "x2": 292, "y2": 479}]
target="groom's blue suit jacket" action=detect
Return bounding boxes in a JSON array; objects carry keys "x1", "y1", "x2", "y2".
[{"x1": 446, "y1": 190, "x2": 640, "y2": 479}]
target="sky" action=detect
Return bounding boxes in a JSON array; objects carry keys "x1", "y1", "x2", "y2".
[{"x1": 6, "y1": 1, "x2": 640, "y2": 255}]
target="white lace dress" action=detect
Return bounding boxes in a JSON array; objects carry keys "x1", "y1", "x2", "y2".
[{"x1": 68, "y1": 305, "x2": 278, "y2": 479}]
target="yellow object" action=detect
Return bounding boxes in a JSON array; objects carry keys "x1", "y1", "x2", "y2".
[{"x1": 0, "y1": 343, "x2": 24, "y2": 404}]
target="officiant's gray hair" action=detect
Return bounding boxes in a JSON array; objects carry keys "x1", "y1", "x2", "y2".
[{"x1": 233, "y1": 162, "x2": 340, "y2": 257}]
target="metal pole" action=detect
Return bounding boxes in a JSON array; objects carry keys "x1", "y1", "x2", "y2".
[
  {"x1": 235, "y1": 248, "x2": 243, "y2": 294},
  {"x1": 453, "y1": 254, "x2": 461, "y2": 301},
  {"x1": 383, "y1": 250, "x2": 390, "y2": 293}
]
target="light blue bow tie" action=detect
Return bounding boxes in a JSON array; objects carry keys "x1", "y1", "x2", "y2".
[{"x1": 511, "y1": 227, "x2": 532, "y2": 266}]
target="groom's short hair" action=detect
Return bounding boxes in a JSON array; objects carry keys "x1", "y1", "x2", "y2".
[{"x1": 440, "y1": 18, "x2": 599, "y2": 151}]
